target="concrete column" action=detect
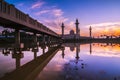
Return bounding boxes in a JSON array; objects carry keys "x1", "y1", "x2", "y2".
[
  {"x1": 42, "y1": 34, "x2": 45, "y2": 44},
  {"x1": 32, "y1": 47, "x2": 38, "y2": 59},
  {"x1": 43, "y1": 48, "x2": 45, "y2": 54},
  {"x1": 33, "y1": 33, "x2": 37, "y2": 46},
  {"x1": 50, "y1": 37, "x2": 53, "y2": 44},
  {"x1": 33, "y1": 33, "x2": 37, "y2": 43},
  {"x1": 48, "y1": 36, "x2": 51, "y2": 44},
  {"x1": 34, "y1": 52, "x2": 37, "y2": 59},
  {"x1": 48, "y1": 46, "x2": 51, "y2": 51},
  {"x1": 15, "y1": 29, "x2": 20, "y2": 45},
  {"x1": 16, "y1": 56, "x2": 21, "y2": 69},
  {"x1": 49, "y1": 36, "x2": 51, "y2": 44},
  {"x1": 12, "y1": 50, "x2": 23, "y2": 69}
]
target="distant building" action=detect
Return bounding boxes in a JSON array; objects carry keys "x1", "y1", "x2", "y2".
[
  {"x1": 70, "y1": 30, "x2": 75, "y2": 35},
  {"x1": 61, "y1": 19, "x2": 92, "y2": 40}
]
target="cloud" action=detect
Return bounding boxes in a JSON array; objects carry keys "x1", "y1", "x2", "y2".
[
  {"x1": 35, "y1": 10, "x2": 50, "y2": 15},
  {"x1": 52, "y1": 9, "x2": 64, "y2": 17},
  {"x1": 42, "y1": 17, "x2": 69, "y2": 34},
  {"x1": 34, "y1": 6, "x2": 69, "y2": 34},
  {"x1": 87, "y1": 22, "x2": 120, "y2": 28},
  {"x1": 30, "y1": 1, "x2": 75, "y2": 34},
  {"x1": 64, "y1": 21, "x2": 75, "y2": 34},
  {"x1": 31, "y1": 1, "x2": 45, "y2": 9},
  {"x1": 85, "y1": 22, "x2": 120, "y2": 37},
  {"x1": 35, "y1": 8, "x2": 64, "y2": 17}
]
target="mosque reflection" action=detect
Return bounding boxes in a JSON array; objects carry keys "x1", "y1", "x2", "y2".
[
  {"x1": 0, "y1": 42, "x2": 120, "y2": 80},
  {"x1": 61, "y1": 43, "x2": 120, "y2": 80}
]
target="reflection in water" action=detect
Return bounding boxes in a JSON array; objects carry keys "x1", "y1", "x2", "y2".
[
  {"x1": 0, "y1": 42, "x2": 60, "y2": 80},
  {"x1": 61, "y1": 46, "x2": 65, "y2": 59},
  {"x1": 12, "y1": 49, "x2": 23, "y2": 69},
  {"x1": 32, "y1": 46, "x2": 38, "y2": 59},
  {"x1": 0, "y1": 42, "x2": 120, "y2": 80},
  {"x1": 90, "y1": 43, "x2": 92, "y2": 54}
]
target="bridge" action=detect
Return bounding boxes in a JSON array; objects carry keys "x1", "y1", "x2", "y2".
[{"x1": 0, "y1": 0, "x2": 60, "y2": 45}]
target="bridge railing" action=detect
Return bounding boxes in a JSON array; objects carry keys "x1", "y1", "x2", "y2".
[{"x1": 0, "y1": 0, "x2": 59, "y2": 37}]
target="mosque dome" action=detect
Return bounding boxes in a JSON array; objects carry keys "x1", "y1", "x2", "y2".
[{"x1": 70, "y1": 30, "x2": 75, "y2": 35}]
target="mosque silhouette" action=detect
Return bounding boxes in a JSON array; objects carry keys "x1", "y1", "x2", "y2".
[{"x1": 61, "y1": 19, "x2": 92, "y2": 40}]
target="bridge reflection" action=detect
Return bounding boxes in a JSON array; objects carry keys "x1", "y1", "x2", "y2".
[{"x1": 0, "y1": 42, "x2": 61, "y2": 80}]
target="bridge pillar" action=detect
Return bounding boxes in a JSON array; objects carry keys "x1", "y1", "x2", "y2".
[
  {"x1": 12, "y1": 49, "x2": 23, "y2": 69},
  {"x1": 33, "y1": 33, "x2": 37, "y2": 46},
  {"x1": 48, "y1": 36, "x2": 51, "y2": 45},
  {"x1": 42, "y1": 34, "x2": 45, "y2": 44},
  {"x1": 43, "y1": 48, "x2": 45, "y2": 54},
  {"x1": 32, "y1": 47, "x2": 38, "y2": 59},
  {"x1": 15, "y1": 29, "x2": 20, "y2": 46},
  {"x1": 34, "y1": 33, "x2": 37, "y2": 42},
  {"x1": 34, "y1": 52, "x2": 37, "y2": 59},
  {"x1": 48, "y1": 44, "x2": 53, "y2": 50},
  {"x1": 50, "y1": 37, "x2": 54, "y2": 44}
]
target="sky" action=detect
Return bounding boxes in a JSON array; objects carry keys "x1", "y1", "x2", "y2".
[{"x1": 4, "y1": 0, "x2": 120, "y2": 37}]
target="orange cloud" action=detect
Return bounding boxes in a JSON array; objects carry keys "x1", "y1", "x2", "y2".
[
  {"x1": 86, "y1": 22, "x2": 120, "y2": 37},
  {"x1": 88, "y1": 43, "x2": 120, "y2": 57}
]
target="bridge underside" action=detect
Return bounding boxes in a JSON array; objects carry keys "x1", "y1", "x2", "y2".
[{"x1": 0, "y1": 17, "x2": 55, "y2": 37}]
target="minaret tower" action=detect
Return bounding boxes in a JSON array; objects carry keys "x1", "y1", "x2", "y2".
[
  {"x1": 75, "y1": 19, "x2": 80, "y2": 36},
  {"x1": 61, "y1": 23, "x2": 65, "y2": 37},
  {"x1": 89, "y1": 26, "x2": 92, "y2": 38},
  {"x1": 75, "y1": 45, "x2": 80, "y2": 64}
]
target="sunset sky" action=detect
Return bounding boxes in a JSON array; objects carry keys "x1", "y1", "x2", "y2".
[{"x1": 5, "y1": 0, "x2": 120, "y2": 37}]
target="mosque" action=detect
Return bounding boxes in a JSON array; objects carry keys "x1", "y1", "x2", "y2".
[{"x1": 61, "y1": 19, "x2": 92, "y2": 40}]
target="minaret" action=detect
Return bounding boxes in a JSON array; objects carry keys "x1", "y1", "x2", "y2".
[
  {"x1": 75, "y1": 45, "x2": 80, "y2": 64},
  {"x1": 61, "y1": 47, "x2": 65, "y2": 59},
  {"x1": 89, "y1": 26, "x2": 92, "y2": 38},
  {"x1": 90, "y1": 43, "x2": 92, "y2": 54},
  {"x1": 61, "y1": 23, "x2": 65, "y2": 37},
  {"x1": 75, "y1": 19, "x2": 79, "y2": 36}
]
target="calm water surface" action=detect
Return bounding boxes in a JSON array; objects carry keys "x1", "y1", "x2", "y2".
[{"x1": 0, "y1": 43, "x2": 120, "y2": 80}]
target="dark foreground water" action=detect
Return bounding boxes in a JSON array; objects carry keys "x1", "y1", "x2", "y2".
[{"x1": 0, "y1": 43, "x2": 120, "y2": 80}]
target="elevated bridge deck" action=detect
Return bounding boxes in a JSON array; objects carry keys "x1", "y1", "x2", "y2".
[{"x1": 0, "y1": 0, "x2": 59, "y2": 37}]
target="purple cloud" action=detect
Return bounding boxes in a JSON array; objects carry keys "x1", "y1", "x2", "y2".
[{"x1": 30, "y1": 1, "x2": 45, "y2": 9}]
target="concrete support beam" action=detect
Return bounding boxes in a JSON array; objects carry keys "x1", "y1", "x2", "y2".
[
  {"x1": 33, "y1": 33, "x2": 37, "y2": 46},
  {"x1": 12, "y1": 50, "x2": 23, "y2": 69},
  {"x1": 34, "y1": 52, "x2": 37, "y2": 59},
  {"x1": 42, "y1": 34, "x2": 45, "y2": 44},
  {"x1": 48, "y1": 36, "x2": 51, "y2": 45},
  {"x1": 32, "y1": 47, "x2": 38, "y2": 59},
  {"x1": 43, "y1": 48, "x2": 45, "y2": 54},
  {"x1": 33, "y1": 33, "x2": 37, "y2": 43},
  {"x1": 15, "y1": 29, "x2": 20, "y2": 46}
]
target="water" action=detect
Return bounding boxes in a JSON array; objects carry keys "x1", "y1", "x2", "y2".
[{"x1": 0, "y1": 43, "x2": 120, "y2": 80}]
